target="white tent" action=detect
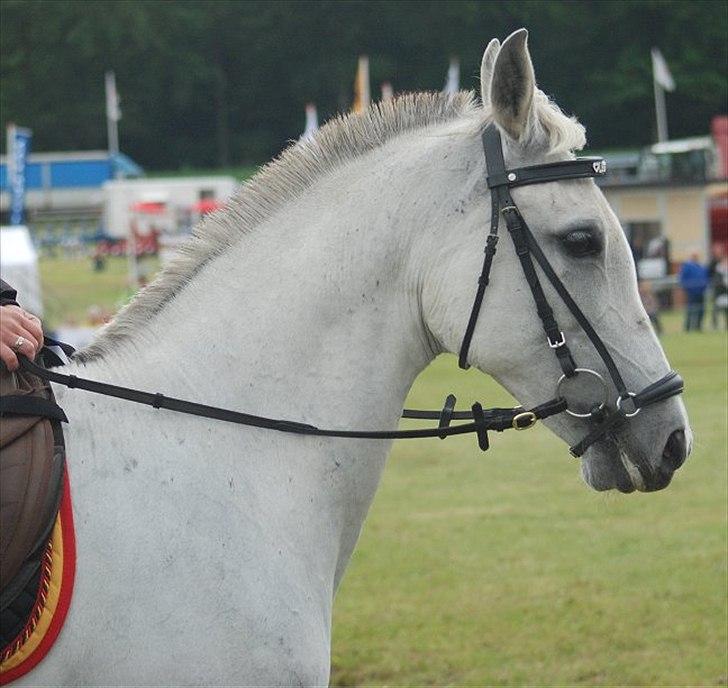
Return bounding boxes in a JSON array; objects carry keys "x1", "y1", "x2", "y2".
[{"x1": 0, "y1": 225, "x2": 43, "y2": 316}]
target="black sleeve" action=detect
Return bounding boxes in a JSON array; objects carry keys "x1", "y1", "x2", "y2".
[{"x1": 1, "y1": 279, "x2": 19, "y2": 307}]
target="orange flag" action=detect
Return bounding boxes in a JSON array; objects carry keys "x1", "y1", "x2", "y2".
[{"x1": 353, "y1": 56, "x2": 370, "y2": 113}]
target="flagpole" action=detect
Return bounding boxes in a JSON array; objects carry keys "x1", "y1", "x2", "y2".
[{"x1": 653, "y1": 73, "x2": 668, "y2": 143}]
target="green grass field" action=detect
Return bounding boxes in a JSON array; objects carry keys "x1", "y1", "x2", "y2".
[
  {"x1": 331, "y1": 329, "x2": 727, "y2": 687},
  {"x1": 37, "y1": 257, "x2": 727, "y2": 687},
  {"x1": 38, "y1": 255, "x2": 159, "y2": 330}
]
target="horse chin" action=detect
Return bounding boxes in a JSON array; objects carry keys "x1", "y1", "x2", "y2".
[{"x1": 580, "y1": 441, "x2": 641, "y2": 493}]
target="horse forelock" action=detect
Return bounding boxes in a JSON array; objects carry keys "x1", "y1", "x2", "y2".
[
  {"x1": 528, "y1": 89, "x2": 586, "y2": 154},
  {"x1": 77, "y1": 89, "x2": 584, "y2": 362}
]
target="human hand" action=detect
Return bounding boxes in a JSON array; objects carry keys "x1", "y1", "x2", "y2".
[{"x1": 0, "y1": 305, "x2": 44, "y2": 371}]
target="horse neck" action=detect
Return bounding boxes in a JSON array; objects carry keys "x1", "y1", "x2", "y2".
[{"x1": 59, "y1": 139, "x2": 452, "y2": 591}]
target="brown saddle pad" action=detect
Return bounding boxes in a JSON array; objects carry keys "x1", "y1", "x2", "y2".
[{"x1": 0, "y1": 360, "x2": 66, "y2": 604}]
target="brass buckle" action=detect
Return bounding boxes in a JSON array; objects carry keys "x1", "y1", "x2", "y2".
[{"x1": 512, "y1": 411, "x2": 537, "y2": 431}]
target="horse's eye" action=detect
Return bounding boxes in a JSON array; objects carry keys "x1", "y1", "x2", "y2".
[{"x1": 561, "y1": 229, "x2": 602, "y2": 258}]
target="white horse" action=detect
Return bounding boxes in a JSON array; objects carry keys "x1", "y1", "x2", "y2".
[{"x1": 23, "y1": 30, "x2": 690, "y2": 686}]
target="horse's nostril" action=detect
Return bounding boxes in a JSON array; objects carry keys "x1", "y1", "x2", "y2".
[{"x1": 662, "y1": 429, "x2": 688, "y2": 472}]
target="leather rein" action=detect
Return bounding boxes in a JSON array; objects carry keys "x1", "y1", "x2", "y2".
[{"x1": 17, "y1": 125, "x2": 683, "y2": 457}]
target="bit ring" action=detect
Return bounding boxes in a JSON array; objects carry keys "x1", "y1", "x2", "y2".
[
  {"x1": 556, "y1": 368, "x2": 609, "y2": 418},
  {"x1": 616, "y1": 392, "x2": 641, "y2": 418}
]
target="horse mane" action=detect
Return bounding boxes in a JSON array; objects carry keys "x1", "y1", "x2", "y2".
[{"x1": 78, "y1": 89, "x2": 584, "y2": 362}]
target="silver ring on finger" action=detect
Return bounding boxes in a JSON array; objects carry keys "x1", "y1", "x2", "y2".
[{"x1": 12, "y1": 336, "x2": 26, "y2": 352}]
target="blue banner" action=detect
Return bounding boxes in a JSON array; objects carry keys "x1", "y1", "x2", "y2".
[{"x1": 9, "y1": 126, "x2": 32, "y2": 225}]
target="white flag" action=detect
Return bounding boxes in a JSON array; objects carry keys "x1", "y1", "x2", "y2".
[
  {"x1": 105, "y1": 71, "x2": 122, "y2": 122},
  {"x1": 651, "y1": 48, "x2": 675, "y2": 92},
  {"x1": 443, "y1": 57, "x2": 460, "y2": 96},
  {"x1": 301, "y1": 103, "x2": 318, "y2": 142}
]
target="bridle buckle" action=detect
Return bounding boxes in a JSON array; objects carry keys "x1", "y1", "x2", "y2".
[
  {"x1": 512, "y1": 411, "x2": 537, "y2": 431},
  {"x1": 547, "y1": 332, "x2": 566, "y2": 349}
]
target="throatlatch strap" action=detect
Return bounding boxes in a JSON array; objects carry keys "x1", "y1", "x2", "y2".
[{"x1": 458, "y1": 232, "x2": 499, "y2": 370}]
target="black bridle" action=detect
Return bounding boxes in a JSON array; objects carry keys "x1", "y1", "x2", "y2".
[
  {"x1": 457, "y1": 125, "x2": 683, "y2": 455},
  {"x1": 7, "y1": 125, "x2": 683, "y2": 458}
]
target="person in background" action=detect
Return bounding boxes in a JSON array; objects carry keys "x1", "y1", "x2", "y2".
[
  {"x1": 638, "y1": 280, "x2": 662, "y2": 335},
  {"x1": 0, "y1": 279, "x2": 45, "y2": 371},
  {"x1": 710, "y1": 251, "x2": 728, "y2": 330},
  {"x1": 708, "y1": 242, "x2": 728, "y2": 330},
  {"x1": 679, "y1": 253, "x2": 710, "y2": 332}
]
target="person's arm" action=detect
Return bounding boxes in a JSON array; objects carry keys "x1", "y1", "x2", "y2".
[{"x1": 0, "y1": 279, "x2": 44, "y2": 371}]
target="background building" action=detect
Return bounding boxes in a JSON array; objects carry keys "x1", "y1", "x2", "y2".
[{"x1": 598, "y1": 116, "x2": 728, "y2": 273}]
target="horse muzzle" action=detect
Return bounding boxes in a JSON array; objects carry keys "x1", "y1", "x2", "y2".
[{"x1": 582, "y1": 424, "x2": 691, "y2": 494}]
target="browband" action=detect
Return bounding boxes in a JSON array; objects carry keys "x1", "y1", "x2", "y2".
[{"x1": 487, "y1": 157, "x2": 607, "y2": 189}]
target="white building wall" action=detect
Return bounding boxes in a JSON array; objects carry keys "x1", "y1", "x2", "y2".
[{"x1": 102, "y1": 177, "x2": 238, "y2": 238}]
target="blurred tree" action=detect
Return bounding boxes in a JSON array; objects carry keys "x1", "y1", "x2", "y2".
[{"x1": 1, "y1": 0, "x2": 725, "y2": 169}]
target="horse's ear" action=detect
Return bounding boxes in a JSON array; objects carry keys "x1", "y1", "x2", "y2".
[
  {"x1": 490, "y1": 28, "x2": 536, "y2": 141},
  {"x1": 480, "y1": 38, "x2": 500, "y2": 107}
]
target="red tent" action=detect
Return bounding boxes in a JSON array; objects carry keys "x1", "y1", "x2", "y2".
[{"x1": 191, "y1": 199, "x2": 222, "y2": 215}]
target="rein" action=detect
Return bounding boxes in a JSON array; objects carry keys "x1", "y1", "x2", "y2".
[
  {"x1": 18, "y1": 353, "x2": 566, "y2": 453},
  {"x1": 15, "y1": 126, "x2": 683, "y2": 458}
]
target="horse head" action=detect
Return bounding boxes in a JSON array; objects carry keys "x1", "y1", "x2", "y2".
[{"x1": 420, "y1": 30, "x2": 691, "y2": 492}]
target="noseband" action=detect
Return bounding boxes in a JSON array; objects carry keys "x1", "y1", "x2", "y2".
[
  {"x1": 457, "y1": 125, "x2": 683, "y2": 456},
  {"x1": 13, "y1": 125, "x2": 683, "y2": 459}
]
